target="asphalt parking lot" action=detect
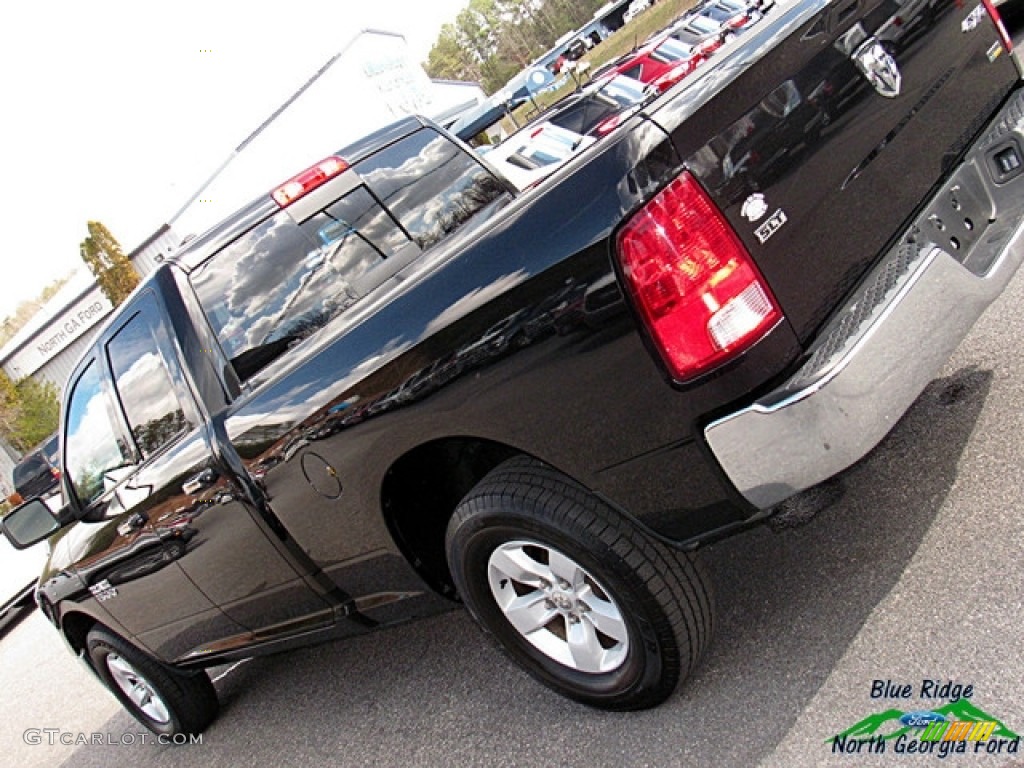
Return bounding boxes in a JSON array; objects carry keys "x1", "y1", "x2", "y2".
[{"x1": 2, "y1": 270, "x2": 1023, "y2": 768}]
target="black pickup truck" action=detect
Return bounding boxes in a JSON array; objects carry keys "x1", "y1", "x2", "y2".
[{"x1": 5, "y1": 0, "x2": 1024, "y2": 739}]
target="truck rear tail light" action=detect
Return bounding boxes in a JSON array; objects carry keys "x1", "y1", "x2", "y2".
[
  {"x1": 617, "y1": 172, "x2": 782, "y2": 381},
  {"x1": 982, "y1": 0, "x2": 1013, "y2": 53},
  {"x1": 272, "y1": 156, "x2": 349, "y2": 207}
]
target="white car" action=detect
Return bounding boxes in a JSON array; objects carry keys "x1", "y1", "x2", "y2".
[
  {"x1": 623, "y1": 0, "x2": 654, "y2": 25},
  {"x1": 0, "y1": 495, "x2": 58, "y2": 625},
  {"x1": 480, "y1": 122, "x2": 596, "y2": 190},
  {"x1": 0, "y1": 533, "x2": 48, "y2": 624}
]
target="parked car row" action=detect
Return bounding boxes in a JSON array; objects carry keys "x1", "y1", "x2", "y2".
[
  {"x1": 623, "y1": 0, "x2": 655, "y2": 25},
  {"x1": 479, "y1": 74, "x2": 652, "y2": 189},
  {"x1": 596, "y1": 0, "x2": 771, "y2": 98},
  {"x1": 662, "y1": 0, "x2": 767, "y2": 61},
  {"x1": 475, "y1": 0, "x2": 775, "y2": 190},
  {"x1": 591, "y1": 37, "x2": 702, "y2": 93}
]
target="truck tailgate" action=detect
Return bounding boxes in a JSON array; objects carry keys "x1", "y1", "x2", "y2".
[{"x1": 650, "y1": 0, "x2": 1020, "y2": 342}]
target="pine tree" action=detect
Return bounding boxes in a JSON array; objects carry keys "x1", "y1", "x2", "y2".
[
  {"x1": 13, "y1": 377, "x2": 59, "y2": 450},
  {"x1": 0, "y1": 371, "x2": 58, "y2": 452},
  {"x1": 80, "y1": 221, "x2": 139, "y2": 307},
  {"x1": 0, "y1": 371, "x2": 20, "y2": 443}
]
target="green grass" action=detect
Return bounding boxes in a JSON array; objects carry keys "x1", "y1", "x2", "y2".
[{"x1": 502, "y1": 0, "x2": 699, "y2": 131}]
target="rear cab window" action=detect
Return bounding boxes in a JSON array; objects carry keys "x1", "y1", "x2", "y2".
[{"x1": 190, "y1": 125, "x2": 507, "y2": 383}]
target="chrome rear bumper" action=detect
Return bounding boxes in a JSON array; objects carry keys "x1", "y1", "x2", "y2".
[{"x1": 705, "y1": 88, "x2": 1024, "y2": 509}]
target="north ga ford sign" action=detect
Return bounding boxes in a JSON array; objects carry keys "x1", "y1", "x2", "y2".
[
  {"x1": 4, "y1": 288, "x2": 113, "y2": 379},
  {"x1": 35, "y1": 300, "x2": 107, "y2": 356}
]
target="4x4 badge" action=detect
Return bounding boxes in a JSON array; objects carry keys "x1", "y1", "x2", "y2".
[{"x1": 852, "y1": 38, "x2": 902, "y2": 99}]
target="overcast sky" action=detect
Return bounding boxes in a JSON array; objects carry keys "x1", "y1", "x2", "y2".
[{"x1": 0, "y1": 0, "x2": 467, "y2": 322}]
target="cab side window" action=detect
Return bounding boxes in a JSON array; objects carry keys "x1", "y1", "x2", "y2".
[
  {"x1": 65, "y1": 362, "x2": 132, "y2": 507},
  {"x1": 107, "y1": 302, "x2": 189, "y2": 459}
]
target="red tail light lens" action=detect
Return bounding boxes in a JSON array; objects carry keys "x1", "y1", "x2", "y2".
[
  {"x1": 982, "y1": 0, "x2": 1013, "y2": 53},
  {"x1": 272, "y1": 156, "x2": 349, "y2": 207},
  {"x1": 617, "y1": 172, "x2": 782, "y2": 381}
]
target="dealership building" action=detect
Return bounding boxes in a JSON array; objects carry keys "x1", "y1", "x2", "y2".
[
  {"x1": 0, "y1": 226, "x2": 177, "y2": 392},
  {"x1": 0, "y1": 28, "x2": 484, "y2": 492}
]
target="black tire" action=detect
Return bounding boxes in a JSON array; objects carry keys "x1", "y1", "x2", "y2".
[
  {"x1": 446, "y1": 457, "x2": 714, "y2": 710},
  {"x1": 86, "y1": 627, "x2": 218, "y2": 737}
]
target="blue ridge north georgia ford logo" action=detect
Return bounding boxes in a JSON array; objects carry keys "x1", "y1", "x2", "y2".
[{"x1": 829, "y1": 680, "x2": 1020, "y2": 759}]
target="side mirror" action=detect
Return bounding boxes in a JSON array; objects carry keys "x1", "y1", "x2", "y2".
[{"x1": 1, "y1": 498, "x2": 60, "y2": 549}]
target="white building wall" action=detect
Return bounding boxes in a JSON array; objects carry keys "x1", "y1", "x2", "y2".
[
  {"x1": 2, "y1": 28, "x2": 484, "y2": 401},
  {"x1": 26, "y1": 331, "x2": 98, "y2": 394},
  {"x1": 0, "y1": 441, "x2": 17, "y2": 500},
  {"x1": 430, "y1": 80, "x2": 488, "y2": 125},
  {"x1": 132, "y1": 226, "x2": 180, "y2": 276},
  {"x1": 1, "y1": 225, "x2": 180, "y2": 393},
  {"x1": 2, "y1": 284, "x2": 112, "y2": 384},
  {"x1": 174, "y1": 30, "x2": 484, "y2": 238}
]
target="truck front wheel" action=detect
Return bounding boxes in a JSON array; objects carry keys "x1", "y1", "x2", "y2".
[
  {"x1": 445, "y1": 457, "x2": 714, "y2": 710},
  {"x1": 86, "y1": 627, "x2": 218, "y2": 738}
]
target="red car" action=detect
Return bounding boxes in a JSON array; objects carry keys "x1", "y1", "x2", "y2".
[{"x1": 592, "y1": 36, "x2": 702, "y2": 93}]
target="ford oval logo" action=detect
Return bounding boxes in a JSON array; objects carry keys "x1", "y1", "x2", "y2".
[{"x1": 900, "y1": 711, "x2": 946, "y2": 728}]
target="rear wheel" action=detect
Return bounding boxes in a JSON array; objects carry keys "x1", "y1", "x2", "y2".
[
  {"x1": 86, "y1": 627, "x2": 218, "y2": 737},
  {"x1": 446, "y1": 457, "x2": 714, "y2": 710}
]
